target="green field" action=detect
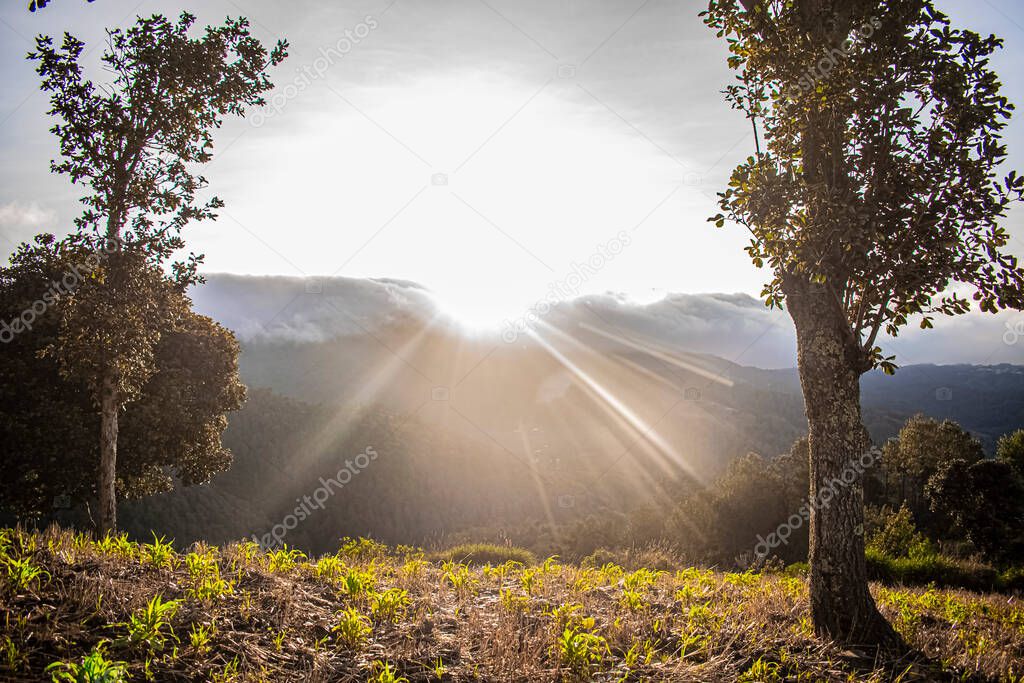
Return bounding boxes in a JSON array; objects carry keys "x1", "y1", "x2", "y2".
[{"x1": 3, "y1": 527, "x2": 1023, "y2": 682}]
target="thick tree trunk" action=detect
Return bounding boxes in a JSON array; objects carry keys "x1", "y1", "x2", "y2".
[
  {"x1": 785, "y1": 278, "x2": 901, "y2": 650},
  {"x1": 98, "y1": 371, "x2": 119, "y2": 536}
]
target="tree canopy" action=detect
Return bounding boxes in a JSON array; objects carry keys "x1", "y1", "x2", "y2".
[
  {"x1": 0, "y1": 235, "x2": 245, "y2": 518},
  {"x1": 703, "y1": 0, "x2": 1024, "y2": 373},
  {"x1": 25, "y1": 11, "x2": 287, "y2": 533}
]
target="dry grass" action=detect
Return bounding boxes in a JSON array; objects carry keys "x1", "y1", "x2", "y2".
[{"x1": 1, "y1": 526, "x2": 1022, "y2": 682}]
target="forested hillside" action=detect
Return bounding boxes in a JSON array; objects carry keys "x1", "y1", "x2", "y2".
[{"x1": 101, "y1": 335, "x2": 1023, "y2": 555}]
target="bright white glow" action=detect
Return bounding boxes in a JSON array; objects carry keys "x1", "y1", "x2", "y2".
[{"x1": 195, "y1": 69, "x2": 756, "y2": 317}]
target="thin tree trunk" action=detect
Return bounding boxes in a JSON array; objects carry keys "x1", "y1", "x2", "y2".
[
  {"x1": 98, "y1": 370, "x2": 119, "y2": 536},
  {"x1": 97, "y1": 213, "x2": 123, "y2": 538},
  {"x1": 785, "y1": 278, "x2": 901, "y2": 649}
]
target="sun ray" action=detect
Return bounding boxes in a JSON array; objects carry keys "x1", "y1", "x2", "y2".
[
  {"x1": 517, "y1": 420, "x2": 562, "y2": 546},
  {"x1": 577, "y1": 321, "x2": 735, "y2": 387},
  {"x1": 297, "y1": 312, "x2": 444, "y2": 469},
  {"x1": 527, "y1": 321, "x2": 701, "y2": 482}
]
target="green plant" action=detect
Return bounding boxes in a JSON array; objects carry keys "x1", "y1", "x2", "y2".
[
  {"x1": 866, "y1": 548, "x2": 1001, "y2": 592},
  {"x1": 266, "y1": 546, "x2": 306, "y2": 573},
  {"x1": 209, "y1": 656, "x2": 240, "y2": 683},
  {"x1": 314, "y1": 555, "x2": 346, "y2": 582},
  {"x1": 3, "y1": 556, "x2": 49, "y2": 592},
  {"x1": 432, "y1": 657, "x2": 446, "y2": 678},
  {"x1": 140, "y1": 533, "x2": 176, "y2": 570},
  {"x1": 621, "y1": 639, "x2": 657, "y2": 680},
  {"x1": 738, "y1": 657, "x2": 783, "y2": 683},
  {"x1": 333, "y1": 607, "x2": 371, "y2": 649},
  {"x1": 184, "y1": 550, "x2": 233, "y2": 601},
  {"x1": 519, "y1": 566, "x2": 540, "y2": 595},
  {"x1": 622, "y1": 568, "x2": 661, "y2": 592},
  {"x1": 370, "y1": 588, "x2": 410, "y2": 623},
  {"x1": 441, "y1": 561, "x2": 474, "y2": 592},
  {"x1": 555, "y1": 626, "x2": 608, "y2": 678},
  {"x1": 368, "y1": 661, "x2": 408, "y2": 683},
  {"x1": 619, "y1": 589, "x2": 647, "y2": 611},
  {"x1": 2, "y1": 634, "x2": 26, "y2": 672},
  {"x1": 784, "y1": 562, "x2": 809, "y2": 578},
  {"x1": 120, "y1": 594, "x2": 180, "y2": 652},
  {"x1": 432, "y1": 543, "x2": 536, "y2": 567},
  {"x1": 499, "y1": 588, "x2": 529, "y2": 614},
  {"x1": 188, "y1": 622, "x2": 216, "y2": 653},
  {"x1": 228, "y1": 540, "x2": 263, "y2": 571},
  {"x1": 94, "y1": 534, "x2": 137, "y2": 561},
  {"x1": 46, "y1": 643, "x2": 127, "y2": 683},
  {"x1": 866, "y1": 506, "x2": 934, "y2": 560},
  {"x1": 401, "y1": 558, "x2": 426, "y2": 578},
  {"x1": 340, "y1": 568, "x2": 375, "y2": 598},
  {"x1": 339, "y1": 537, "x2": 388, "y2": 561}
]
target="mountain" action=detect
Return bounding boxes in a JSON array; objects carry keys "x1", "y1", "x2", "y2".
[{"x1": 107, "y1": 275, "x2": 1024, "y2": 552}]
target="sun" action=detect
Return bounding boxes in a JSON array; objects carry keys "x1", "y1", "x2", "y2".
[{"x1": 426, "y1": 281, "x2": 540, "y2": 334}]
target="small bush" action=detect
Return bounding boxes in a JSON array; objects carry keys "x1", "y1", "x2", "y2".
[
  {"x1": 580, "y1": 544, "x2": 682, "y2": 572},
  {"x1": 432, "y1": 543, "x2": 536, "y2": 567},
  {"x1": 866, "y1": 505, "x2": 934, "y2": 559},
  {"x1": 581, "y1": 548, "x2": 618, "y2": 569},
  {"x1": 866, "y1": 548, "x2": 1000, "y2": 591},
  {"x1": 997, "y1": 566, "x2": 1024, "y2": 592},
  {"x1": 783, "y1": 562, "x2": 809, "y2": 578}
]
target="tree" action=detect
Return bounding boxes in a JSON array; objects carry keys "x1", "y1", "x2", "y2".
[
  {"x1": 882, "y1": 414, "x2": 982, "y2": 530},
  {"x1": 996, "y1": 429, "x2": 1024, "y2": 478},
  {"x1": 28, "y1": 13, "x2": 286, "y2": 534},
  {"x1": 701, "y1": 0, "x2": 1024, "y2": 647},
  {"x1": 928, "y1": 458, "x2": 1024, "y2": 562},
  {"x1": 0, "y1": 235, "x2": 246, "y2": 519}
]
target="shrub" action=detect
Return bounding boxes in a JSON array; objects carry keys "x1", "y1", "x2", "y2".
[
  {"x1": 580, "y1": 544, "x2": 682, "y2": 572},
  {"x1": 866, "y1": 548, "x2": 999, "y2": 591},
  {"x1": 783, "y1": 562, "x2": 809, "y2": 578},
  {"x1": 581, "y1": 548, "x2": 618, "y2": 569},
  {"x1": 997, "y1": 566, "x2": 1024, "y2": 592},
  {"x1": 432, "y1": 543, "x2": 536, "y2": 567},
  {"x1": 866, "y1": 505, "x2": 934, "y2": 559}
]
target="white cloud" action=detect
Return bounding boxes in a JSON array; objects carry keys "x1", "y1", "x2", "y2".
[
  {"x1": 0, "y1": 201, "x2": 55, "y2": 230},
  {"x1": 192, "y1": 274, "x2": 1024, "y2": 368}
]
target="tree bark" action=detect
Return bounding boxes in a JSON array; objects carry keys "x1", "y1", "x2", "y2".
[
  {"x1": 98, "y1": 370, "x2": 119, "y2": 536},
  {"x1": 97, "y1": 207, "x2": 124, "y2": 538},
  {"x1": 785, "y1": 277, "x2": 902, "y2": 650}
]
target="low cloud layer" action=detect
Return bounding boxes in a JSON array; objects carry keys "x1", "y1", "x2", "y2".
[{"x1": 191, "y1": 274, "x2": 1024, "y2": 368}]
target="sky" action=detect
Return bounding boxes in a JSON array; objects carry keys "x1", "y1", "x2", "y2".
[{"x1": 1, "y1": 0, "x2": 1024, "y2": 357}]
